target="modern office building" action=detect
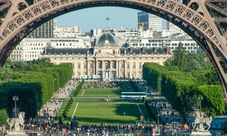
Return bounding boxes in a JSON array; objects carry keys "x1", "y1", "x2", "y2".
[
  {"x1": 39, "y1": 30, "x2": 172, "y2": 79},
  {"x1": 138, "y1": 11, "x2": 170, "y2": 31},
  {"x1": 25, "y1": 0, "x2": 54, "y2": 38},
  {"x1": 27, "y1": 20, "x2": 54, "y2": 38}
]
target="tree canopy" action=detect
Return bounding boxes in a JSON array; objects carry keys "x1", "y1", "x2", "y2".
[
  {"x1": 166, "y1": 42, "x2": 187, "y2": 71},
  {"x1": 0, "y1": 109, "x2": 8, "y2": 125},
  {"x1": 0, "y1": 58, "x2": 73, "y2": 119}
]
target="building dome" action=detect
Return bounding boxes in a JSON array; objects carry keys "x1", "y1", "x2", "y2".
[{"x1": 96, "y1": 31, "x2": 118, "y2": 47}]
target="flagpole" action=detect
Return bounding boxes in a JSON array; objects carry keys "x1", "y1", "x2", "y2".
[
  {"x1": 106, "y1": 17, "x2": 109, "y2": 29},
  {"x1": 106, "y1": 19, "x2": 107, "y2": 29}
]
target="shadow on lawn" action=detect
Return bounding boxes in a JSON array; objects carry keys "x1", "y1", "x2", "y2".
[
  {"x1": 74, "y1": 116, "x2": 137, "y2": 125},
  {"x1": 76, "y1": 103, "x2": 143, "y2": 125},
  {"x1": 61, "y1": 103, "x2": 144, "y2": 125},
  {"x1": 114, "y1": 103, "x2": 142, "y2": 117}
]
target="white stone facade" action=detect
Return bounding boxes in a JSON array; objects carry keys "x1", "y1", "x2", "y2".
[
  {"x1": 9, "y1": 38, "x2": 49, "y2": 61},
  {"x1": 54, "y1": 26, "x2": 81, "y2": 38},
  {"x1": 10, "y1": 37, "x2": 88, "y2": 61},
  {"x1": 127, "y1": 37, "x2": 201, "y2": 53}
]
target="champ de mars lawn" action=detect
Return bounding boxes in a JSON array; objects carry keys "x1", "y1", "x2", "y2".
[
  {"x1": 56, "y1": 81, "x2": 151, "y2": 125},
  {"x1": 58, "y1": 102, "x2": 151, "y2": 125}
]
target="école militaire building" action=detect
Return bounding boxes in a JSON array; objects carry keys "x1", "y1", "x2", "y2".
[{"x1": 39, "y1": 30, "x2": 172, "y2": 80}]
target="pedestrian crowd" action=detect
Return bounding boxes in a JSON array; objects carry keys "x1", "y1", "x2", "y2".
[{"x1": 83, "y1": 81, "x2": 117, "y2": 89}]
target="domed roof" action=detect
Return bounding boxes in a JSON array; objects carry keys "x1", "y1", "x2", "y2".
[{"x1": 96, "y1": 31, "x2": 118, "y2": 47}]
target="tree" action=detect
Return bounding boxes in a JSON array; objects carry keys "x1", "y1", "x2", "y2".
[
  {"x1": 166, "y1": 42, "x2": 187, "y2": 71},
  {"x1": 11, "y1": 61, "x2": 27, "y2": 71},
  {"x1": 163, "y1": 58, "x2": 172, "y2": 66},
  {"x1": 184, "y1": 53, "x2": 213, "y2": 72},
  {"x1": 0, "y1": 109, "x2": 8, "y2": 125}
]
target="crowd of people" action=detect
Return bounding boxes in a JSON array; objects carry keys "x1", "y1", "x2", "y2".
[
  {"x1": 26, "y1": 123, "x2": 157, "y2": 136},
  {"x1": 82, "y1": 81, "x2": 117, "y2": 89}
]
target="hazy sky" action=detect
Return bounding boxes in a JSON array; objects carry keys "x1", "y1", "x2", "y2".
[{"x1": 55, "y1": 7, "x2": 141, "y2": 33}]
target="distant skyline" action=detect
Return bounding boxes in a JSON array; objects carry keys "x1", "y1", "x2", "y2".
[{"x1": 55, "y1": 7, "x2": 141, "y2": 33}]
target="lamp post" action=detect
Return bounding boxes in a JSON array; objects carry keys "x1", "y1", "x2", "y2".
[
  {"x1": 157, "y1": 114, "x2": 160, "y2": 134},
  {"x1": 198, "y1": 95, "x2": 203, "y2": 112},
  {"x1": 13, "y1": 96, "x2": 19, "y2": 117}
]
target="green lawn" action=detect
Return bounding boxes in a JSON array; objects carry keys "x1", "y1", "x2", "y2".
[
  {"x1": 54, "y1": 81, "x2": 152, "y2": 125},
  {"x1": 57, "y1": 102, "x2": 151, "y2": 125},
  {"x1": 77, "y1": 88, "x2": 131, "y2": 97}
]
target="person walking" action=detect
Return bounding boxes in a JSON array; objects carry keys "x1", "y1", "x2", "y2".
[{"x1": 62, "y1": 127, "x2": 67, "y2": 136}]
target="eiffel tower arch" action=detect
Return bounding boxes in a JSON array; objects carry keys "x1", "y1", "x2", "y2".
[{"x1": 0, "y1": 0, "x2": 227, "y2": 101}]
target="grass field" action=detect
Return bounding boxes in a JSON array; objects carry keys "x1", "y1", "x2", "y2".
[
  {"x1": 77, "y1": 88, "x2": 129, "y2": 98},
  {"x1": 55, "y1": 81, "x2": 153, "y2": 125},
  {"x1": 77, "y1": 82, "x2": 135, "y2": 98},
  {"x1": 58, "y1": 102, "x2": 152, "y2": 125}
]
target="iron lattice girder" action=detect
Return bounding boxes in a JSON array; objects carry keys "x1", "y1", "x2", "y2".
[
  {"x1": 0, "y1": 0, "x2": 226, "y2": 101},
  {"x1": 215, "y1": 18, "x2": 227, "y2": 23},
  {"x1": 0, "y1": 0, "x2": 225, "y2": 52},
  {"x1": 205, "y1": 2, "x2": 227, "y2": 17},
  {"x1": 205, "y1": 0, "x2": 227, "y2": 2},
  {"x1": 0, "y1": 0, "x2": 8, "y2": 2}
]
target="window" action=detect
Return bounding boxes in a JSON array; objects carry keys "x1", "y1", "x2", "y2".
[
  {"x1": 113, "y1": 62, "x2": 116, "y2": 69},
  {"x1": 138, "y1": 71, "x2": 142, "y2": 79},
  {"x1": 105, "y1": 62, "x2": 110, "y2": 69},
  {"x1": 185, "y1": 43, "x2": 189, "y2": 46},
  {"x1": 127, "y1": 63, "x2": 130, "y2": 69},
  {"x1": 78, "y1": 63, "x2": 81, "y2": 69},
  {"x1": 132, "y1": 73, "x2": 135, "y2": 78},
  {"x1": 139, "y1": 63, "x2": 142, "y2": 69},
  {"x1": 133, "y1": 63, "x2": 136, "y2": 69},
  {"x1": 90, "y1": 63, "x2": 93, "y2": 68},
  {"x1": 121, "y1": 62, "x2": 125, "y2": 68},
  {"x1": 98, "y1": 62, "x2": 102, "y2": 69}
]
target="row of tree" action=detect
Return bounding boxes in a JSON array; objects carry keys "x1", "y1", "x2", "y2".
[
  {"x1": 143, "y1": 62, "x2": 225, "y2": 118},
  {"x1": 0, "y1": 58, "x2": 73, "y2": 124},
  {"x1": 143, "y1": 42, "x2": 225, "y2": 118}
]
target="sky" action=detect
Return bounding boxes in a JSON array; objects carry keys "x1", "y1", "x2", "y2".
[{"x1": 54, "y1": 7, "x2": 141, "y2": 33}]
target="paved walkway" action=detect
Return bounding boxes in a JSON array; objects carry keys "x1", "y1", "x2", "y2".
[
  {"x1": 38, "y1": 79, "x2": 78, "y2": 123},
  {"x1": 135, "y1": 81, "x2": 187, "y2": 133}
]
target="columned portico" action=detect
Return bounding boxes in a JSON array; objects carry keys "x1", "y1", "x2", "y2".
[
  {"x1": 116, "y1": 61, "x2": 119, "y2": 78},
  {"x1": 86, "y1": 60, "x2": 89, "y2": 76},
  {"x1": 93, "y1": 60, "x2": 96, "y2": 75}
]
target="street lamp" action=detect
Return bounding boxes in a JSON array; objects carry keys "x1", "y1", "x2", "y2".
[
  {"x1": 157, "y1": 114, "x2": 160, "y2": 134},
  {"x1": 13, "y1": 96, "x2": 19, "y2": 117},
  {"x1": 198, "y1": 95, "x2": 203, "y2": 112}
]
